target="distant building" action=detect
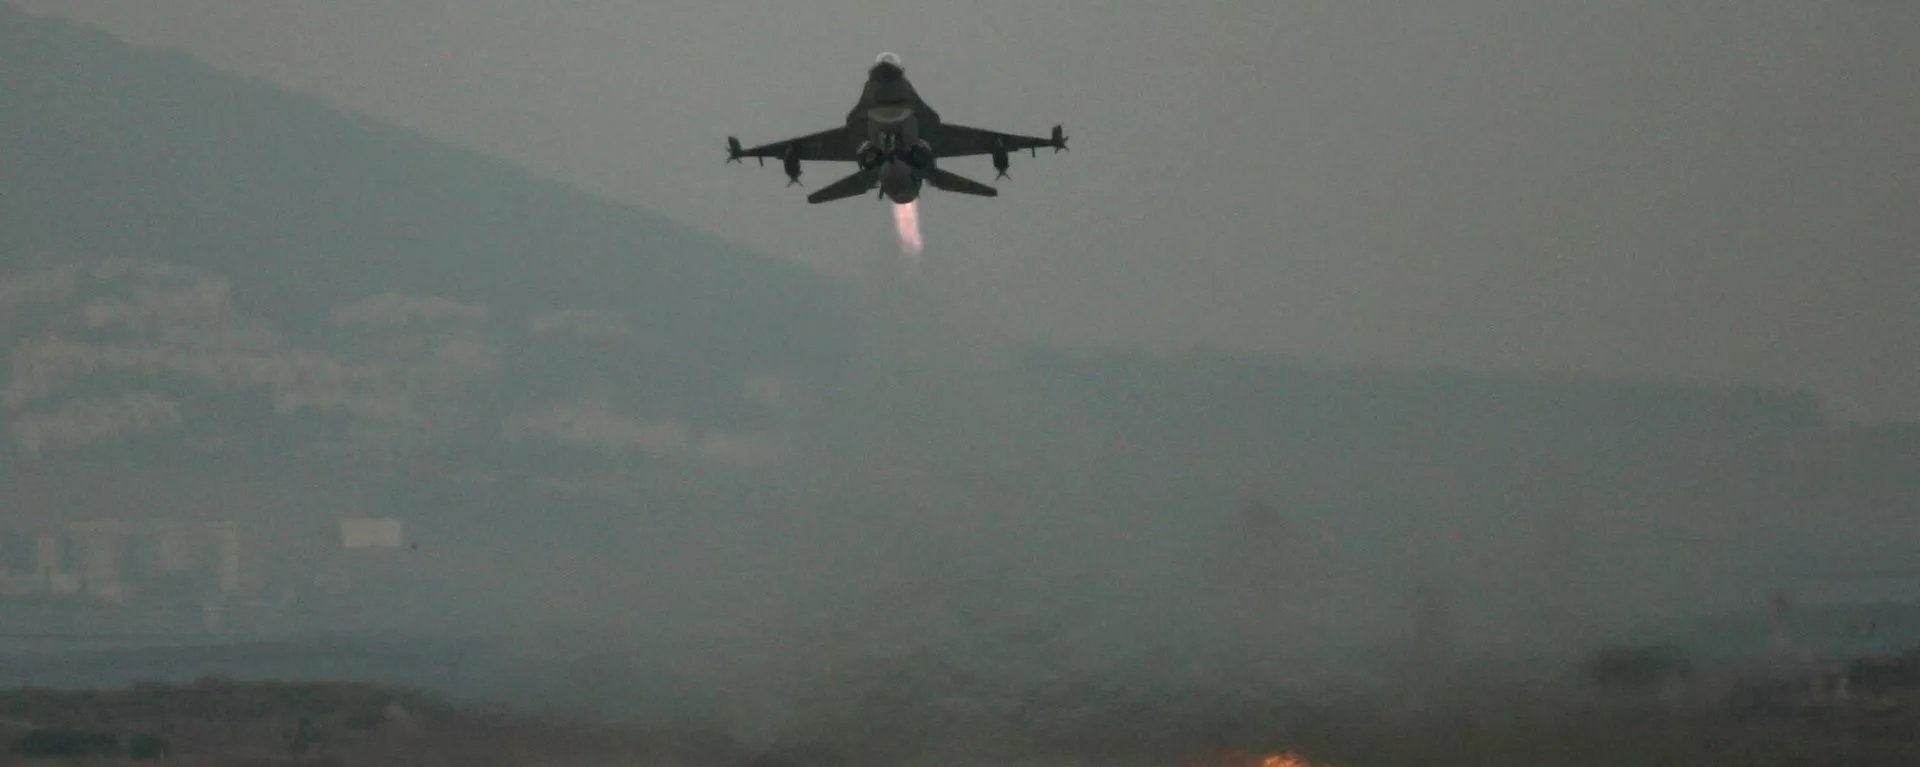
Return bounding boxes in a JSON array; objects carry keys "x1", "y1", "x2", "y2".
[
  {"x1": 207, "y1": 521, "x2": 256, "y2": 595},
  {"x1": 38, "y1": 533, "x2": 81, "y2": 596},
  {"x1": 0, "y1": 518, "x2": 259, "y2": 606},
  {"x1": 152, "y1": 520, "x2": 206, "y2": 573},
  {"x1": 340, "y1": 517, "x2": 404, "y2": 550},
  {"x1": 0, "y1": 530, "x2": 40, "y2": 596},
  {"x1": 68, "y1": 520, "x2": 131, "y2": 604}
]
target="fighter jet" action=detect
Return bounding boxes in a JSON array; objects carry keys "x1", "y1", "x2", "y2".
[{"x1": 726, "y1": 52, "x2": 1068, "y2": 204}]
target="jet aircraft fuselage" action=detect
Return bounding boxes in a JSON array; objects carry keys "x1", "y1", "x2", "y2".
[
  {"x1": 857, "y1": 55, "x2": 931, "y2": 203},
  {"x1": 726, "y1": 53, "x2": 1067, "y2": 205}
]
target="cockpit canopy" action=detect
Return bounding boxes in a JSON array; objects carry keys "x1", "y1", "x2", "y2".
[{"x1": 874, "y1": 52, "x2": 903, "y2": 70}]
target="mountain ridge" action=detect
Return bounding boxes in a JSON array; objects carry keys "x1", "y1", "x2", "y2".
[
  {"x1": 3, "y1": 3, "x2": 872, "y2": 473},
  {"x1": 1, "y1": 3, "x2": 850, "y2": 363}
]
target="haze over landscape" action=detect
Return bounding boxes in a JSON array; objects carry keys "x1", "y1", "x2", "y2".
[
  {"x1": 16, "y1": 0, "x2": 1920, "y2": 422},
  {"x1": 3, "y1": 2, "x2": 1920, "y2": 764}
]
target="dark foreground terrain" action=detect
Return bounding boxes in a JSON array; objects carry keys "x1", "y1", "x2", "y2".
[
  {"x1": 0, "y1": 678, "x2": 730, "y2": 767},
  {"x1": 1, "y1": 678, "x2": 1918, "y2": 767}
]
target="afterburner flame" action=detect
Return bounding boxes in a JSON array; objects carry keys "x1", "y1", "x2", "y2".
[
  {"x1": 1184, "y1": 750, "x2": 1333, "y2": 767},
  {"x1": 892, "y1": 200, "x2": 923, "y2": 256}
]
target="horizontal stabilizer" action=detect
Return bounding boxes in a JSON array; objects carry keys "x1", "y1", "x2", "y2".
[
  {"x1": 922, "y1": 167, "x2": 998, "y2": 197},
  {"x1": 806, "y1": 166, "x2": 883, "y2": 204}
]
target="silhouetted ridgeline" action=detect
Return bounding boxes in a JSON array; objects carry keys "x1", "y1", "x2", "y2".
[{"x1": 1, "y1": 4, "x2": 857, "y2": 424}]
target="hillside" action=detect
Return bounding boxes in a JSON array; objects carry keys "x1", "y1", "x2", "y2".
[
  {"x1": 7, "y1": 2, "x2": 1920, "y2": 741},
  {"x1": 1, "y1": 3, "x2": 858, "y2": 471},
  {"x1": 0, "y1": 6, "x2": 1130, "y2": 712}
]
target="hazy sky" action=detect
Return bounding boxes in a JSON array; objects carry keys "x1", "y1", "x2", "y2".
[{"x1": 18, "y1": 1, "x2": 1920, "y2": 421}]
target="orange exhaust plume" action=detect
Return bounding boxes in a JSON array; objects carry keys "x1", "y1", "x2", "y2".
[{"x1": 892, "y1": 199, "x2": 923, "y2": 256}]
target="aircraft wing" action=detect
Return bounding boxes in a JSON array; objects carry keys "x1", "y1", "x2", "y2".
[
  {"x1": 806, "y1": 166, "x2": 883, "y2": 204},
  {"x1": 921, "y1": 167, "x2": 998, "y2": 197},
  {"x1": 923, "y1": 123, "x2": 1061, "y2": 158},
  {"x1": 731, "y1": 127, "x2": 864, "y2": 163}
]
